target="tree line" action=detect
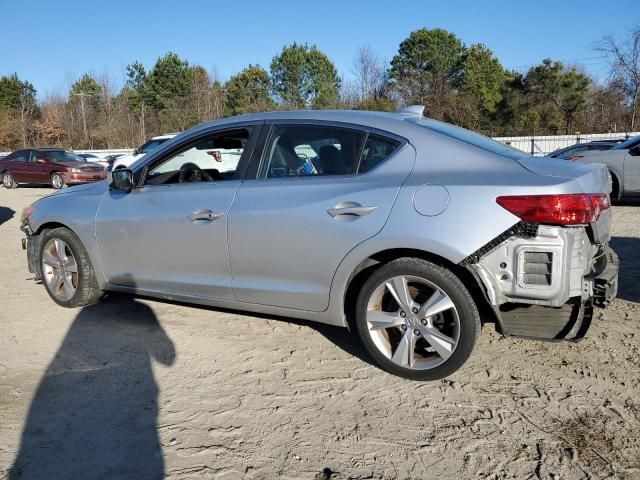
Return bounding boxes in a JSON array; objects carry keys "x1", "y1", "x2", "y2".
[{"x1": 0, "y1": 26, "x2": 638, "y2": 151}]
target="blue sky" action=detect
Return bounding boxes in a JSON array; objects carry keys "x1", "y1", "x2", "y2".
[{"x1": 0, "y1": 0, "x2": 636, "y2": 98}]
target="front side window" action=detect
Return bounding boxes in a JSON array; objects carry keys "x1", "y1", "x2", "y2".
[
  {"x1": 145, "y1": 128, "x2": 251, "y2": 186},
  {"x1": 139, "y1": 138, "x2": 169, "y2": 154},
  {"x1": 259, "y1": 125, "x2": 366, "y2": 179}
]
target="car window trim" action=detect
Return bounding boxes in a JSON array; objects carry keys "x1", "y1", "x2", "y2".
[
  {"x1": 244, "y1": 119, "x2": 407, "y2": 181},
  {"x1": 135, "y1": 122, "x2": 265, "y2": 188}
]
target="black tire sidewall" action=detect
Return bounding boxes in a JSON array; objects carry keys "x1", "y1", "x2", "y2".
[
  {"x1": 39, "y1": 227, "x2": 101, "y2": 308},
  {"x1": 355, "y1": 258, "x2": 480, "y2": 381}
]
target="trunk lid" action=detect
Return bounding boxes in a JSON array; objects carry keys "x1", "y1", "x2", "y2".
[{"x1": 516, "y1": 156, "x2": 613, "y2": 243}]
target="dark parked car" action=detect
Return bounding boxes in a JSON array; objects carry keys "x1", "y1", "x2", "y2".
[
  {"x1": 1, "y1": 148, "x2": 106, "y2": 189},
  {"x1": 547, "y1": 140, "x2": 621, "y2": 160}
]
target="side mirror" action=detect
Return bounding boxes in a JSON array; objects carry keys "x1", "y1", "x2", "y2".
[
  {"x1": 109, "y1": 168, "x2": 134, "y2": 193},
  {"x1": 36, "y1": 157, "x2": 47, "y2": 164}
]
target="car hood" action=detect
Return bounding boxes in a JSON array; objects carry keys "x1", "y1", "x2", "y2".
[{"x1": 57, "y1": 161, "x2": 104, "y2": 169}]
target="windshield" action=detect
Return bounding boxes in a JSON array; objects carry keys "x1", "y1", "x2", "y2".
[
  {"x1": 406, "y1": 117, "x2": 525, "y2": 159},
  {"x1": 612, "y1": 135, "x2": 640, "y2": 150},
  {"x1": 46, "y1": 151, "x2": 85, "y2": 162},
  {"x1": 139, "y1": 138, "x2": 169, "y2": 154},
  {"x1": 80, "y1": 153, "x2": 98, "y2": 158}
]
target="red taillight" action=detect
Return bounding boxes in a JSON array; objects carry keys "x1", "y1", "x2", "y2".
[{"x1": 496, "y1": 193, "x2": 610, "y2": 225}]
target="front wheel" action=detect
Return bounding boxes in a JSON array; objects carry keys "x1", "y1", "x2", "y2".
[
  {"x1": 355, "y1": 258, "x2": 480, "y2": 381},
  {"x1": 50, "y1": 172, "x2": 64, "y2": 189},
  {"x1": 2, "y1": 171, "x2": 17, "y2": 189},
  {"x1": 39, "y1": 227, "x2": 103, "y2": 307}
]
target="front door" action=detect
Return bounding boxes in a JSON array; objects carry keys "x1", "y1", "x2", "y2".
[
  {"x1": 96, "y1": 126, "x2": 258, "y2": 299},
  {"x1": 228, "y1": 123, "x2": 414, "y2": 311}
]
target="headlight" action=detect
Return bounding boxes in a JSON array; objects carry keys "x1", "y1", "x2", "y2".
[
  {"x1": 71, "y1": 168, "x2": 83, "y2": 173},
  {"x1": 21, "y1": 205, "x2": 35, "y2": 222}
]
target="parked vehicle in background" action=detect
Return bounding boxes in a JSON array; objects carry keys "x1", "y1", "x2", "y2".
[
  {"x1": 1, "y1": 149, "x2": 106, "y2": 189},
  {"x1": 113, "y1": 133, "x2": 177, "y2": 170},
  {"x1": 20, "y1": 107, "x2": 617, "y2": 380},
  {"x1": 77, "y1": 152, "x2": 109, "y2": 170},
  {"x1": 571, "y1": 135, "x2": 640, "y2": 201},
  {"x1": 547, "y1": 140, "x2": 622, "y2": 160}
]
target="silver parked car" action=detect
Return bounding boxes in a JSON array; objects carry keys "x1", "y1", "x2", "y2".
[
  {"x1": 20, "y1": 107, "x2": 618, "y2": 380},
  {"x1": 572, "y1": 135, "x2": 640, "y2": 201}
]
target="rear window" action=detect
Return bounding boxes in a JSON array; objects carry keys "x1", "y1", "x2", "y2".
[
  {"x1": 612, "y1": 135, "x2": 640, "y2": 150},
  {"x1": 406, "y1": 117, "x2": 524, "y2": 160}
]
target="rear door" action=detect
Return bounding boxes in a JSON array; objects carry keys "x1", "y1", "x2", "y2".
[
  {"x1": 227, "y1": 122, "x2": 414, "y2": 312},
  {"x1": 6, "y1": 150, "x2": 29, "y2": 182}
]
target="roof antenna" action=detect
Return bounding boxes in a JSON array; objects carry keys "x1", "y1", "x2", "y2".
[{"x1": 397, "y1": 105, "x2": 425, "y2": 117}]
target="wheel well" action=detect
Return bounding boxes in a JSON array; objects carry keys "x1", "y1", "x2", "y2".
[
  {"x1": 342, "y1": 248, "x2": 498, "y2": 330},
  {"x1": 609, "y1": 170, "x2": 620, "y2": 200},
  {"x1": 35, "y1": 221, "x2": 71, "y2": 236}
]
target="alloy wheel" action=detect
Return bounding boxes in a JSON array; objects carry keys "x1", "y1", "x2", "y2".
[
  {"x1": 366, "y1": 275, "x2": 460, "y2": 370},
  {"x1": 42, "y1": 238, "x2": 78, "y2": 301},
  {"x1": 51, "y1": 174, "x2": 63, "y2": 189},
  {"x1": 3, "y1": 173, "x2": 13, "y2": 188}
]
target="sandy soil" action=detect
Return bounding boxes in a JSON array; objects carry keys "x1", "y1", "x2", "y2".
[{"x1": 0, "y1": 186, "x2": 638, "y2": 480}]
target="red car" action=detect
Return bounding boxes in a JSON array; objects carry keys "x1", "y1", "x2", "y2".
[{"x1": 0, "y1": 148, "x2": 106, "y2": 189}]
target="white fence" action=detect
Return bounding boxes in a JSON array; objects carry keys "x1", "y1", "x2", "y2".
[
  {"x1": 2, "y1": 133, "x2": 639, "y2": 159},
  {"x1": 494, "y1": 132, "x2": 639, "y2": 156}
]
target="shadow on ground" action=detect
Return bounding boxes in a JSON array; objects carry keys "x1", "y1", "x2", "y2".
[
  {"x1": 609, "y1": 236, "x2": 640, "y2": 304},
  {"x1": 8, "y1": 295, "x2": 175, "y2": 480},
  {"x1": 0, "y1": 206, "x2": 15, "y2": 226}
]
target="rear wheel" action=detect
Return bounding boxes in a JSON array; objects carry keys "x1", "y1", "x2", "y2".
[
  {"x1": 2, "y1": 171, "x2": 17, "y2": 189},
  {"x1": 355, "y1": 258, "x2": 480, "y2": 381},
  {"x1": 40, "y1": 227, "x2": 103, "y2": 307},
  {"x1": 50, "y1": 172, "x2": 64, "y2": 189}
]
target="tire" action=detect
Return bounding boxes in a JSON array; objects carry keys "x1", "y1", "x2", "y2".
[
  {"x1": 355, "y1": 258, "x2": 480, "y2": 381},
  {"x1": 50, "y1": 172, "x2": 64, "y2": 189},
  {"x1": 39, "y1": 227, "x2": 103, "y2": 308},
  {"x1": 2, "y1": 171, "x2": 17, "y2": 189}
]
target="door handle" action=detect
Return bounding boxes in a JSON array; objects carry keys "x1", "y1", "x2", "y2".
[
  {"x1": 327, "y1": 202, "x2": 377, "y2": 218},
  {"x1": 188, "y1": 209, "x2": 224, "y2": 222}
]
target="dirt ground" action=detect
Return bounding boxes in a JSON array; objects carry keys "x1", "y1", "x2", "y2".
[{"x1": 0, "y1": 186, "x2": 638, "y2": 480}]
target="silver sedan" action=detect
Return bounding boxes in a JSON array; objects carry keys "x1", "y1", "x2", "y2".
[{"x1": 20, "y1": 107, "x2": 618, "y2": 380}]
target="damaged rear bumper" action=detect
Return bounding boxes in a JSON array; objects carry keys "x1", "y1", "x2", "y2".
[{"x1": 466, "y1": 224, "x2": 618, "y2": 341}]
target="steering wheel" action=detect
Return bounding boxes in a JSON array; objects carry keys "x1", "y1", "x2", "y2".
[{"x1": 178, "y1": 163, "x2": 213, "y2": 183}]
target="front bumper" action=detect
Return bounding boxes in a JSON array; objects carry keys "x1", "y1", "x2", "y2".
[{"x1": 63, "y1": 172, "x2": 106, "y2": 184}]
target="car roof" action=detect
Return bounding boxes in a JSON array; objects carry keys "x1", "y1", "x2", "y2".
[{"x1": 185, "y1": 109, "x2": 425, "y2": 139}]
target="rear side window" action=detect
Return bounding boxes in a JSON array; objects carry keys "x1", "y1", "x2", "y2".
[
  {"x1": 258, "y1": 125, "x2": 401, "y2": 179},
  {"x1": 259, "y1": 125, "x2": 366, "y2": 178},
  {"x1": 358, "y1": 134, "x2": 400, "y2": 174}
]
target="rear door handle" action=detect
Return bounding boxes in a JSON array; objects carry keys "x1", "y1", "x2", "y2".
[
  {"x1": 188, "y1": 209, "x2": 224, "y2": 222},
  {"x1": 327, "y1": 202, "x2": 377, "y2": 218}
]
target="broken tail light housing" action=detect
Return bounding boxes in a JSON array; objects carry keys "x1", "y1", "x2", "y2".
[{"x1": 496, "y1": 193, "x2": 610, "y2": 225}]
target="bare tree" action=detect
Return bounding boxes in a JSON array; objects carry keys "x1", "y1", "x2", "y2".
[
  {"x1": 595, "y1": 26, "x2": 640, "y2": 130},
  {"x1": 352, "y1": 45, "x2": 386, "y2": 102}
]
